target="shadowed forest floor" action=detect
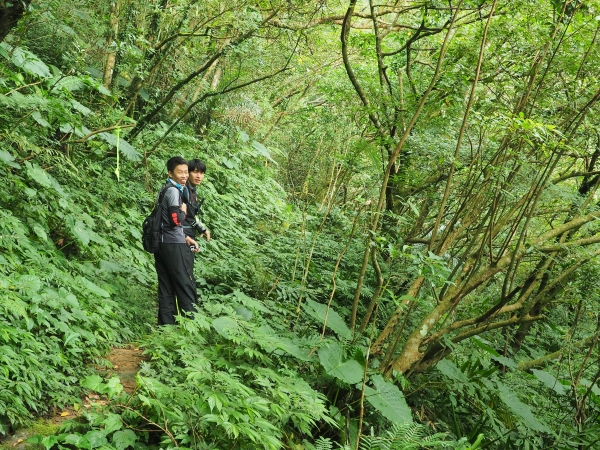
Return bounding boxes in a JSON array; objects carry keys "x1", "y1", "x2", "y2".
[{"x1": 0, "y1": 346, "x2": 145, "y2": 449}]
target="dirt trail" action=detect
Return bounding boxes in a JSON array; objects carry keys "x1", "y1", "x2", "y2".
[
  {"x1": 103, "y1": 345, "x2": 146, "y2": 393},
  {"x1": 1, "y1": 346, "x2": 145, "y2": 448}
]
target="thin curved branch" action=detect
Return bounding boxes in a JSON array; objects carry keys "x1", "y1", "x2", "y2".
[
  {"x1": 340, "y1": 0, "x2": 385, "y2": 135},
  {"x1": 518, "y1": 334, "x2": 598, "y2": 371},
  {"x1": 71, "y1": 123, "x2": 135, "y2": 143},
  {"x1": 430, "y1": 0, "x2": 497, "y2": 253},
  {"x1": 128, "y1": 9, "x2": 281, "y2": 140},
  {"x1": 553, "y1": 170, "x2": 600, "y2": 184},
  {"x1": 537, "y1": 235, "x2": 600, "y2": 252},
  {"x1": 370, "y1": 1, "x2": 465, "y2": 355},
  {"x1": 146, "y1": 66, "x2": 291, "y2": 155}
]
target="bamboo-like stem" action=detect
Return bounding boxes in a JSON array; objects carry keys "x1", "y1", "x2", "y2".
[
  {"x1": 351, "y1": 0, "x2": 464, "y2": 334},
  {"x1": 430, "y1": 0, "x2": 497, "y2": 253}
]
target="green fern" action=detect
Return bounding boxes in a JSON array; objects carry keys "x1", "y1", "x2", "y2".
[
  {"x1": 303, "y1": 437, "x2": 335, "y2": 450},
  {"x1": 359, "y1": 423, "x2": 451, "y2": 450},
  {"x1": 0, "y1": 294, "x2": 28, "y2": 319}
]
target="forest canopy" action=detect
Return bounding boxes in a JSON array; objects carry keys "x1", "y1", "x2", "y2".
[{"x1": 1, "y1": 0, "x2": 600, "y2": 449}]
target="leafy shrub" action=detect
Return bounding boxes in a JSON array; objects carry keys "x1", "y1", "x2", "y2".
[{"x1": 30, "y1": 296, "x2": 334, "y2": 449}]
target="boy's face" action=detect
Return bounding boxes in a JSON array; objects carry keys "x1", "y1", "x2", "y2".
[
  {"x1": 189, "y1": 169, "x2": 205, "y2": 187},
  {"x1": 168, "y1": 164, "x2": 189, "y2": 186}
]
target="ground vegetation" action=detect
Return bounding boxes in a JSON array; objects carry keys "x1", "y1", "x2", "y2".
[{"x1": 2, "y1": 0, "x2": 600, "y2": 449}]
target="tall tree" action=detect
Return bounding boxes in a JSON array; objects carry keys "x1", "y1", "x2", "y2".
[
  {"x1": 0, "y1": 0, "x2": 31, "y2": 42},
  {"x1": 103, "y1": 0, "x2": 121, "y2": 88},
  {"x1": 313, "y1": 0, "x2": 600, "y2": 376}
]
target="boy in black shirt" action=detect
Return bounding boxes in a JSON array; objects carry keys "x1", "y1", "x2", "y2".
[{"x1": 182, "y1": 159, "x2": 211, "y2": 282}]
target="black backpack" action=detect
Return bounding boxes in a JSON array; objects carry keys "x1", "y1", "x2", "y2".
[{"x1": 142, "y1": 184, "x2": 171, "y2": 253}]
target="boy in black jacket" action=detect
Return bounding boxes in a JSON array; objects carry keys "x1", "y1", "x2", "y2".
[
  {"x1": 182, "y1": 159, "x2": 211, "y2": 284},
  {"x1": 154, "y1": 156, "x2": 199, "y2": 325}
]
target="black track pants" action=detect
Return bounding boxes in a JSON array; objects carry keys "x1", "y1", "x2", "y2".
[{"x1": 154, "y1": 243, "x2": 197, "y2": 325}]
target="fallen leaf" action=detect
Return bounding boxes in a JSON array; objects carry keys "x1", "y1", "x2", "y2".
[{"x1": 60, "y1": 411, "x2": 70, "y2": 417}]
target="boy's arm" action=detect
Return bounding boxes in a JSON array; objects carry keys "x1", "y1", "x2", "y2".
[{"x1": 164, "y1": 187, "x2": 186, "y2": 227}]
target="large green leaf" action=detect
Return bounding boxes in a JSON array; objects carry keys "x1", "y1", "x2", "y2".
[
  {"x1": 73, "y1": 125, "x2": 92, "y2": 138},
  {"x1": 8, "y1": 91, "x2": 48, "y2": 109},
  {"x1": 72, "y1": 220, "x2": 91, "y2": 245},
  {"x1": 81, "y1": 374, "x2": 104, "y2": 391},
  {"x1": 252, "y1": 140, "x2": 276, "y2": 163},
  {"x1": 532, "y1": 369, "x2": 566, "y2": 396},
  {"x1": 78, "y1": 277, "x2": 110, "y2": 298},
  {"x1": 578, "y1": 378, "x2": 600, "y2": 396},
  {"x1": 472, "y1": 337, "x2": 517, "y2": 369},
  {"x1": 497, "y1": 382, "x2": 551, "y2": 432},
  {"x1": 318, "y1": 341, "x2": 363, "y2": 384},
  {"x1": 84, "y1": 430, "x2": 108, "y2": 449},
  {"x1": 105, "y1": 377, "x2": 124, "y2": 397},
  {"x1": 25, "y1": 161, "x2": 52, "y2": 187},
  {"x1": 51, "y1": 75, "x2": 86, "y2": 92},
  {"x1": 0, "y1": 42, "x2": 51, "y2": 78},
  {"x1": 62, "y1": 434, "x2": 90, "y2": 449},
  {"x1": 364, "y1": 375, "x2": 413, "y2": 424},
  {"x1": 303, "y1": 299, "x2": 351, "y2": 339},
  {"x1": 213, "y1": 316, "x2": 239, "y2": 338},
  {"x1": 25, "y1": 162, "x2": 68, "y2": 197},
  {"x1": 88, "y1": 228, "x2": 109, "y2": 245},
  {"x1": 98, "y1": 132, "x2": 141, "y2": 161},
  {"x1": 0, "y1": 149, "x2": 20, "y2": 168},
  {"x1": 0, "y1": 43, "x2": 9, "y2": 60},
  {"x1": 70, "y1": 99, "x2": 92, "y2": 115},
  {"x1": 40, "y1": 436, "x2": 60, "y2": 449},
  {"x1": 32, "y1": 111, "x2": 51, "y2": 128},
  {"x1": 277, "y1": 337, "x2": 313, "y2": 361},
  {"x1": 256, "y1": 326, "x2": 313, "y2": 361},
  {"x1": 436, "y1": 359, "x2": 468, "y2": 383},
  {"x1": 32, "y1": 224, "x2": 48, "y2": 241},
  {"x1": 99, "y1": 260, "x2": 123, "y2": 273},
  {"x1": 234, "y1": 290, "x2": 271, "y2": 314},
  {"x1": 17, "y1": 275, "x2": 42, "y2": 294},
  {"x1": 112, "y1": 429, "x2": 137, "y2": 450}
]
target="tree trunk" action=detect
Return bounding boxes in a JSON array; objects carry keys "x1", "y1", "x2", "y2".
[
  {"x1": 0, "y1": 0, "x2": 31, "y2": 42},
  {"x1": 103, "y1": 0, "x2": 120, "y2": 88}
]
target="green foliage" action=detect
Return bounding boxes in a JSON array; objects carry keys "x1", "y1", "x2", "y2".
[
  {"x1": 0, "y1": 40, "x2": 155, "y2": 425},
  {"x1": 4, "y1": 1, "x2": 600, "y2": 449},
  {"x1": 305, "y1": 300, "x2": 353, "y2": 340},
  {"x1": 359, "y1": 423, "x2": 484, "y2": 450},
  {"x1": 496, "y1": 382, "x2": 551, "y2": 434},
  {"x1": 37, "y1": 298, "x2": 333, "y2": 449},
  {"x1": 319, "y1": 341, "x2": 364, "y2": 384},
  {"x1": 0, "y1": 155, "x2": 154, "y2": 425},
  {"x1": 363, "y1": 375, "x2": 413, "y2": 426},
  {"x1": 27, "y1": 403, "x2": 139, "y2": 450}
]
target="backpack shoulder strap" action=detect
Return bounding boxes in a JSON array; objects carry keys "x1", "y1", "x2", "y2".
[{"x1": 156, "y1": 184, "x2": 174, "y2": 209}]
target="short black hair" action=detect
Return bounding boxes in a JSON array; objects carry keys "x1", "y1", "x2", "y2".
[
  {"x1": 188, "y1": 159, "x2": 206, "y2": 173},
  {"x1": 167, "y1": 156, "x2": 187, "y2": 173}
]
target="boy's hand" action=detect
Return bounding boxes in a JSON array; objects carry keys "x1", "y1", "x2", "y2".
[{"x1": 185, "y1": 236, "x2": 199, "y2": 252}]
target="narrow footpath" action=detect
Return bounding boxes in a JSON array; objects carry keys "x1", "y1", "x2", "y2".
[{"x1": 1, "y1": 346, "x2": 144, "y2": 448}]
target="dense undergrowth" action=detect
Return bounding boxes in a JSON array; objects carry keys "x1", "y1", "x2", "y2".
[
  {"x1": 3, "y1": 2, "x2": 600, "y2": 449},
  {"x1": 0, "y1": 42, "x2": 472, "y2": 448},
  {"x1": 0, "y1": 142, "x2": 155, "y2": 428}
]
